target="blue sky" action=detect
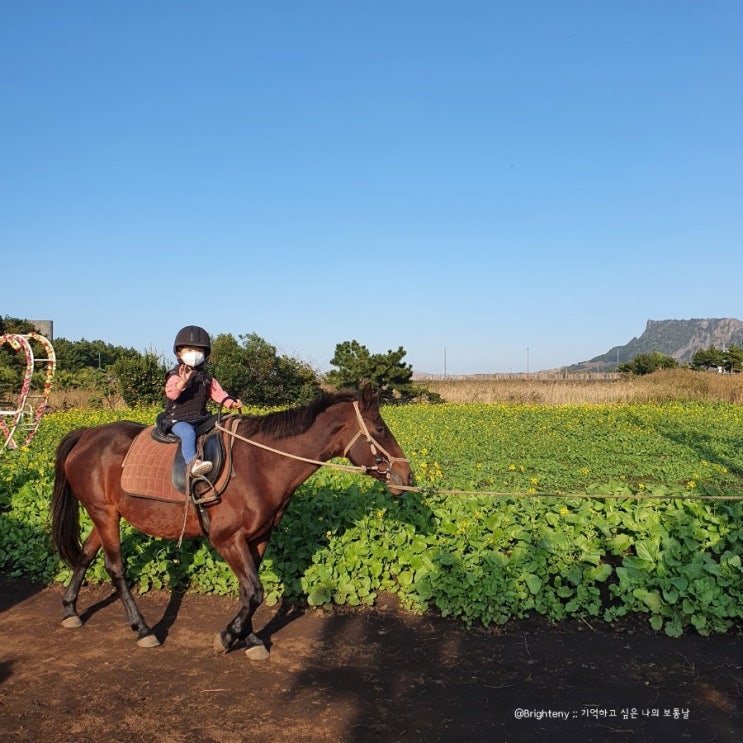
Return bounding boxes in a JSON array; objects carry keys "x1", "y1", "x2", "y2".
[{"x1": 2, "y1": 2, "x2": 742, "y2": 374}]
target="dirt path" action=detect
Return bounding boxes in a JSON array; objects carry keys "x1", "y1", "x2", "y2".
[{"x1": 1, "y1": 578, "x2": 740, "y2": 742}]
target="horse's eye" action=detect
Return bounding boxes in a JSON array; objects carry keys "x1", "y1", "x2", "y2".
[{"x1": 375, "y1": 424, "x2": 386, "y2": 435}]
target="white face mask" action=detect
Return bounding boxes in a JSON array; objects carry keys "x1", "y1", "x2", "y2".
[{"x1": 180, "y1": 350, "x2": 205, "y2": 368}]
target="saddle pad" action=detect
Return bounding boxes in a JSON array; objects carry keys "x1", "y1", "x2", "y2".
[
  {"x1": 121, "y1": 426, "x2": 186, "y2": 503},
  {"x1": 122, "y1": 423, "x2": 234, "y2": 504}
]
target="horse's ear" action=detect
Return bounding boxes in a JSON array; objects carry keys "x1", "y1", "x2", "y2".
[{"x1": 360, "y1": 382, "x2": 377, "y2": 408}]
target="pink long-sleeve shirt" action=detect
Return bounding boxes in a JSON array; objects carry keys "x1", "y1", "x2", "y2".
[{"x1": 165, "y1": 373, "x2": 241, "y2": 408}]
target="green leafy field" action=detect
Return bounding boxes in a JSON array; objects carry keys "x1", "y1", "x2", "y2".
[{"x1": 1, "y1": 402, "x2": 741, "y2": 636}]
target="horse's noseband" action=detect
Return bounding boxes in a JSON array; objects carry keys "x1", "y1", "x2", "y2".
[
  {"x1": 342, "y1": 402, "x2": 408, "y2": 482},
  {"x1": 374, "y1": 455, "x2": 391, "y2": 474}
]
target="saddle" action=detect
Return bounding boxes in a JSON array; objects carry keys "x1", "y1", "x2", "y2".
[{"x1": 121, "y1": 416, "x2": 237, "y2": 507}]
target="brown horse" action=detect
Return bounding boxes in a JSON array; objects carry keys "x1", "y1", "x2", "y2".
[{"x1": 51, "y1": 385, "x2": 413, "y2": 657}]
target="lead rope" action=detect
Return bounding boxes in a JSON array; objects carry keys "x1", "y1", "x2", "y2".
[{"x1": 213, "y1": 415, "x2": 740, "y2": 501}]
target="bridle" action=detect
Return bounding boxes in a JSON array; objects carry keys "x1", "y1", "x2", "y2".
[
  {"x1": 215, "y1": 401, "x2": 409, "y2": 484},
  {"x1": 342, "y1": 401, "x2": 409, "y2": 481}
]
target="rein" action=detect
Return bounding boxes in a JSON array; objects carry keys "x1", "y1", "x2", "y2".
[{"x1": 214, "y1": 402, "x2": 408, "y2": 482}]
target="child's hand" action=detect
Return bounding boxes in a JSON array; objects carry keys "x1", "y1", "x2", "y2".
[{"x1": 178, "y1": 364, "x2": 193, "y2": 387}]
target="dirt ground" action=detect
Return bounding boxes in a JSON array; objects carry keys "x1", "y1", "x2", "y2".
[{"x1": 0, "y1": 577, "x2": 740, "y2": 743}]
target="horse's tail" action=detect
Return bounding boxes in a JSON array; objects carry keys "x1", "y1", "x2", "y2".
[{"x1": 51, "y1": 428, "x2": 87, "y2": 566}]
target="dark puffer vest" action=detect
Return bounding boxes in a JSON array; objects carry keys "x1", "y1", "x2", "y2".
[{"x1": 161, "y1": 366, "x2": 213, "y2": 430}]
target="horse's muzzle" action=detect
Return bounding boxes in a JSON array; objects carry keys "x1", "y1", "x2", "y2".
[{"x1": 386, "y1": 468, "x2": 415, "y2": 496}]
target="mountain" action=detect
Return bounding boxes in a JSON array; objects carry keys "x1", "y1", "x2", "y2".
[{"x1": 569, "y1": 318, "x2": 743, "y2": 372}]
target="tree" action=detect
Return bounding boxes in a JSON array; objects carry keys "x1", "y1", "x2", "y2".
[
  {"x1": 210, "y1": 332, "x2": 320, "y2": 406},
  {"x1": 325, "y1": 340, "x2": 439, "y2": 403},
  {"x1": 618, "y1": 352, "x2": 678, "y2": 376},
  {"x1": 112, "y1": 352, "x2": 167, "y2": 407},
  {"x1": 690, "y1": 346, "x2": 726, "y2": 371},
  {"x1": 691, "y1": 344, "x2": 743, "y2": 373},
  {"x1": 724, "y1": 344, "x2": 743, "y2": 373},
  {"x1": 53, "y1": 338, "x2": 139, "y2": 373},
  {"x1": 2, "y1": 316, "x2": 324, "y2": 409},
  {"x1": 0, "y1": 316, "x2": 38, "y2": 335}
]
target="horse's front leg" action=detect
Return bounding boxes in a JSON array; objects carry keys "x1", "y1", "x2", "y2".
[{"x1": 213, "y1": 534, "x2": 268, "y2": 659}]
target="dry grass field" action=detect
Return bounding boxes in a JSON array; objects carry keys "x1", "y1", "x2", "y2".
[
  {"x1": 45, "y1": 369, "x2": 743, "y2": 410},
  {"x1": 419, "y1": 368, "x2": 743, "y2": 405},
  {"x1": 47, "y1": 388, "x2": 120, "y2": 411}
]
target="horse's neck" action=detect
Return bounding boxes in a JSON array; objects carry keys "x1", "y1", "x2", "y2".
[
  {"x1": 242, "y1": 406, "x2": 349, "y2": 467},
  {"x1": 294, "y1": 407, "x2": 348, "y2": 463}
]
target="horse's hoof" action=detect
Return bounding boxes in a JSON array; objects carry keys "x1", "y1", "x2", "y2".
[
  {"x1": 244, "y1": 643, "x2": 270, "y2": 660},
  {"x1": 213, "y1": 632, "x2": 228, "y2": 654},
  {"x1": 61, "y1": 616, "x2": 83, "y2": 628},
  {"x1": 136, "y1": 633, "x2": 161, "y2": 648}
]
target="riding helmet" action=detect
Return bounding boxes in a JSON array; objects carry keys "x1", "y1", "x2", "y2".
[{"x1": 173, "y1": 325, "x2": 212, "y2": 355}]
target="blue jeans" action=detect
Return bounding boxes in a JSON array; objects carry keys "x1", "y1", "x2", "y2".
[{"x1": 171, "y1": 421, "x2": 198, "y2": 463}]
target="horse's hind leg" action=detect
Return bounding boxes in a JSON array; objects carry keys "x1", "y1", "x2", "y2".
[
  {"x1": 61, "y1": 526, "x2": 158, "y2": 646},
  {"x1": 95, "y1": 521, "x2": 160, "y2": 647},
  {"x1": 114, "y1": 578, "x2": 161, "y2": 648},
  {"x1": 61, "y1": 528, "x2": 102, "y2": 628}
]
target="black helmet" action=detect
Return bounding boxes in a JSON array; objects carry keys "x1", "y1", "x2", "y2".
[{"x1": 173, "y1": 325, "x2": 211, "y2": 355}]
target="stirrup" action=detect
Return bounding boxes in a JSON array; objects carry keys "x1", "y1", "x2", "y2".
[
  {"x1": 188, "y1": 473, "x2": 220, "y2": 506},
  {"x1": 192, "y1": 490, "x2": 220, "y2": 506}
]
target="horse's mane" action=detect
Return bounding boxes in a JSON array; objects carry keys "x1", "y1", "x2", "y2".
[{"x1": 238, "y1": 389, "x2": 359, "y2": 440}]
